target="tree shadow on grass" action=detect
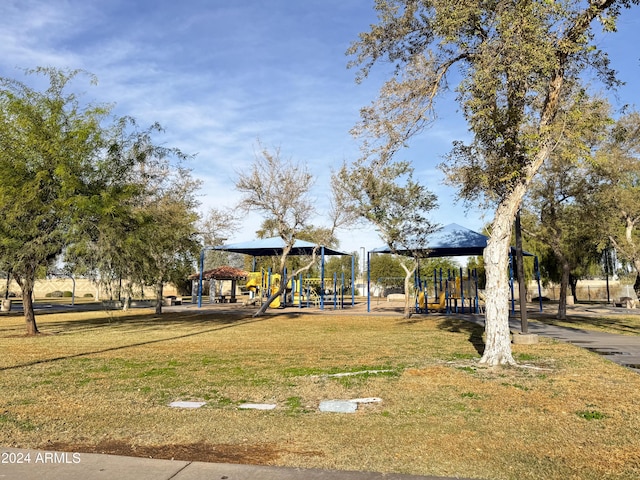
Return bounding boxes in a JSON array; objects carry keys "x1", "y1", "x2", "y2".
[
  {"x1": 47, "y1": 309, "x2": 250, "y2": 331},
  {"x1": 1, "y1": 304, "x2": 256, "y2": 334},
  {"x1": 529, "y1": 311, "x2": 640, "y2": 336},
  {"x1": 436, "y1": 316, "x2": 486, "y2": 356},
  {"x1": 0, "y1": 311, "x2": 268, "y2": 372}
]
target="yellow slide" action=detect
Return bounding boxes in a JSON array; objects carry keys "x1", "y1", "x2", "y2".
[
  {"x1": 245, "y1": 272, "x2": 262, "y2": 291},
  {"x1": 269, "y1": 274, "x2": 281, "y2": 308},
  {"x1": 418, "y1": 291, "x2": 446, "y2": 312},
  {"x1": 244, "y1": 271, "x2": 281, "y2": 308},
  {"x1": 269, "y1": 285, "x2": 281, "y2": 308}
]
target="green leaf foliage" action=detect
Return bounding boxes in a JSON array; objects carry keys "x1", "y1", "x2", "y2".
[{"x1": 0, "y1": 67, "x2": 202, "y2": 329}]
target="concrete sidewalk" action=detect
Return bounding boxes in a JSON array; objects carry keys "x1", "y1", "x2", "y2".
[
  {"x1": 0, "y1": 448, "x2": 475, "y2": 480},
  {"x1": 523, "y1": 321, "x2": 640, "y2": 373}
]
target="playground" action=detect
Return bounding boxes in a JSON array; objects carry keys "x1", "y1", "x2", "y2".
[
  {"x1": 193, "y1": 224, "x2": 543, "y2": 317},
  {"x1": 195, "y1": 237, "x2": 360, "y2": 311}
]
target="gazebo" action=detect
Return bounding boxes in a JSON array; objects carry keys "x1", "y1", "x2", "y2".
[{"x1": 190, "y1": 266, "x2": 248, "y2": 304}]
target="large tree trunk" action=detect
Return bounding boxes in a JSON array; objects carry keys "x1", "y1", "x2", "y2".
[
  {"x1": 400, "y1": 260, "x2": 417, "y2": 319},
  {"x1": 4, "y1": 269, "x2": 11, "y2": 299},
  {"x1": 557, "y1": 260, "x2": 570, "y2": 320},
  {"x1": 121, "y1": 280, "x2": 132, "y2": 311},
  {"x1": 480, "y1": 193, "x2": 522, "y2": 366},
  {"x1": 548, "y1": 230, "x2": 570, "y2": 319},
  {"x1": 479, "y1": 73, "x2": 561, "y2": 365},
  {"x1": 633, "y1": 271, "x2": 640, "y2": 298},
  {"x1": 569, "y1": 274, "x2": 578, "y2": 302},
  {"x1": 155, "y1": 281, "x2": 164, "y2": 315},
  {"x1": 403, "y1": 269, "x2": 414, "y2": 319},
  {"x1": 632, "y1": 247, "x2": 640, "y2": 297},
  {"x1": 16, "y1": 272, "x2": 39, "y2": 336},
  {"x1": 22, "y1": 285, "x2": 38, "y2": 335}
]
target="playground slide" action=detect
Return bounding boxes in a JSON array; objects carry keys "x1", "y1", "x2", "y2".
[
  {"x1": 245, "y1": 272, "x2": 262, "y2": 291},
  {"x1": 269, "y1": 287, "x2": 281, "y2": 308},
  {"x1": 244, "y1": 271, "x2": 306, "y2": 308},
  {"x1": 418, "y1": 291, "x2": 446, "y2": 311}
]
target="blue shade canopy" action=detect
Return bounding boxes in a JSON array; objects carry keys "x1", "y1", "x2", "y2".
[
  {"x1": 370, "y1": 223, "x2": 534, "y2": 257},
  {"x1": 215, "y1": 237, "x2": 349, "y2": 257},
  {"x1": 371, "y1": 223, "x2": 489, "y2": 257}
]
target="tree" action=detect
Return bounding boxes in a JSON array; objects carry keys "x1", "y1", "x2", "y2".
[
  {"x1": 135, "y1": 169, "x2": 201, "y2": 314},
  {"x1": 66, "y1": 117, "x2": 201, "y2": 314},
  {"x1": 251, "y1": 219, "x2": 338, "y2": 275},
  {"x1": 235, "y1": 144, "x2": 345, "y2": 316},
  {"x1": 348, "y1": 0, "x2": 637, "y2": 365},
  {"x1": 324, "y1": 253, "x2": 358, "y2": 293},
  {"x1": 592, "y1": 112, "x2": 640, "y2": 294},
  {"x1": 369, "y1": 253, "x2": 405, "y2": 286},
  {"x1": 524, "y1": 199, "x2": 603, "y2": 318},
  {"x1": 199, "y1": 207, "x2": 241, "y2": 271},
  {"x1": 466, "y1": 256, "x2": 485, "y2": 289},
  {"x1": 333, "y1": 157, "x2": 438, "y2": 318},
  {"x1": 0, "y1": 68, "x2": 109, "y2": 335},
  {"x1": 523, "y1": 92, "x2": 611, "y2": 319},
  {"x1": 63, "y1": 117, "x2": 148, "y2": 301}
]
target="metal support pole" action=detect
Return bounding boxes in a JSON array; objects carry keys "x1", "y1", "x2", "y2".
[
  {"x1": 367, "y1": 251, "x2": 371, "y2": 312},
  {"x1": 351, "y1": 254, "x2": 355, "y2": 306},
  {"x1": 473, "y1": 268, "x2": 479, "y2": 314},
  {"x1": 515, "y1": 210, "x2": 529, "y2": 333},
  {"x1": 509, "y1": 256, "x2": 515, "y2": 314},
  {"x1": 535, "y1": 256, "x2": 543, "y2": 312},
  {"x1": 460, "y1": 266, "x2": 464, "y2": 314},
  {"x1": 320, "y1": 247, "x2": 325, "y2": 310},
  {"x1": 198, "y1": 249, "x2": 205, "y2": 308},
  {"x1": 298, "y1": 273, "x2": 303, "y2": 308}
]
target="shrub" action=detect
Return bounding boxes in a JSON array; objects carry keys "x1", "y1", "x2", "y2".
[{"x1": 62, "y1": 291, "x2": 73, "y2": 297}]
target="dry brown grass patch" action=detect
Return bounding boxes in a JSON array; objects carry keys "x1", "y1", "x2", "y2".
[{"x1": 1, "y1": 308, "x2": 640, "y2": 479}]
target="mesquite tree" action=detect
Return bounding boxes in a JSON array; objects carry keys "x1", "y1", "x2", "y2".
[
  {"x1": 524, "y1": 92, "x2": 611, "y2": 320},
  {"x1": 333, "y1": 158, "x2": 438, "y2": 318},
  {"x1": 235, "y1": 144, "x2": 346, "y2": 316},
  {"x1": 68, "y1": 118, "x2": 201, "y2": 314}
]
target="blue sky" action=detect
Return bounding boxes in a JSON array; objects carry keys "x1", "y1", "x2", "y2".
[{"x1": 1, "y1": 1, "x2": 639, "y2": 255}]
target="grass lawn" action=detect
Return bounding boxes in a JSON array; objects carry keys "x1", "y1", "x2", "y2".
[{"x1": 1, "y1": 307, "x2": 640, "y2": 479}]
